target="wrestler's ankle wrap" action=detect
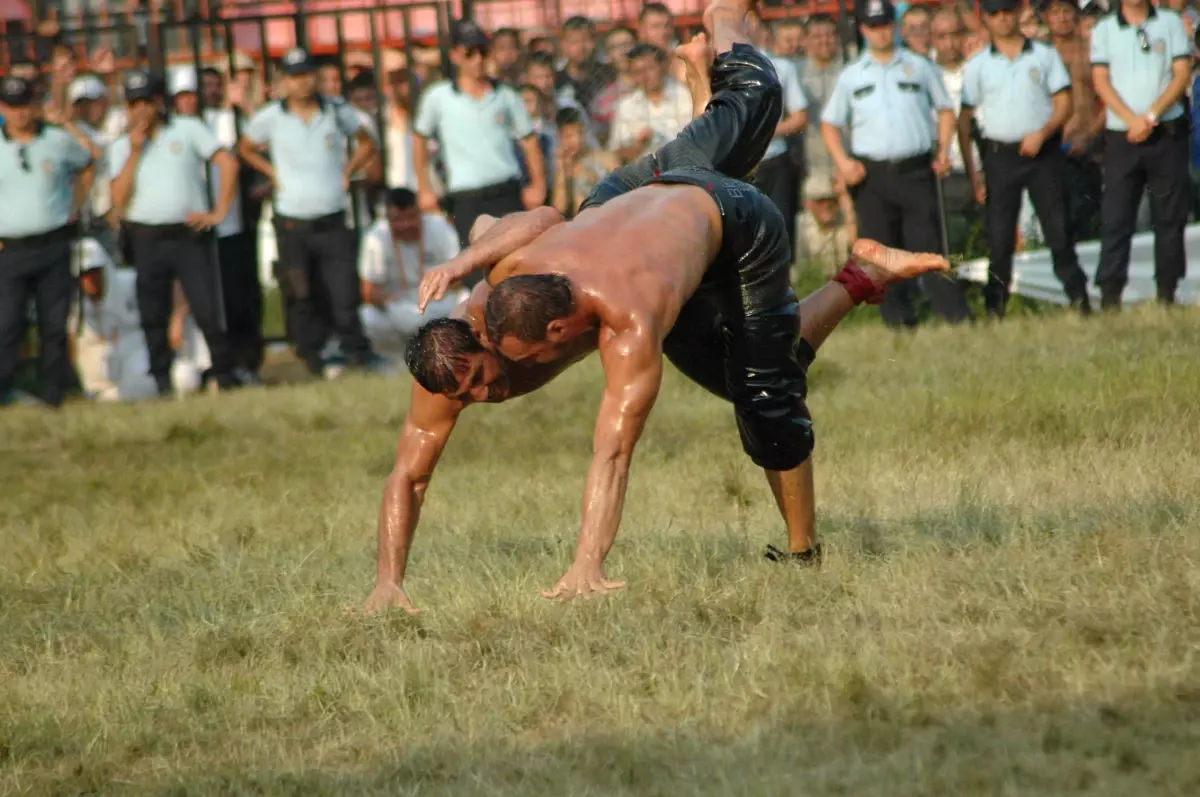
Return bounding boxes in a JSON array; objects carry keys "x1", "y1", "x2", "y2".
[{"x1": 834, "y1": 259, "x2": 885, "y2": 305}]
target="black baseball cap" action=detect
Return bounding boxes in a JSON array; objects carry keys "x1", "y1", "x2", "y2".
[
  {"x1": 123, "y1": 70, "x2": 164, "y2": 102},
  {"x1": 451, "y1": 19, "x2": 490, "y2": 49},
  {"x1": 981, "y1": 0, "x2": 1020, "y2": 13},
  {"x1": 0, "y1": 75, "x2": 34, "y2": 106},
  {"x1": 858, "y1": 0, "x2": 896, "y2": 26},
  {"x1": 279, "y1": 47, "x2": 317, "y2": 75}
]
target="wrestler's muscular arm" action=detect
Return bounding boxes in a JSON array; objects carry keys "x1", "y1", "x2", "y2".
[
  {"x1": 362, "y1": 385, "x2": 463, "y2": 614},
  {"x1": 543, "y1": 320, "x2": 663, "y2": 600},
  {"x1": 417, "y1": 206, "x2": 566, "y2": 312}
]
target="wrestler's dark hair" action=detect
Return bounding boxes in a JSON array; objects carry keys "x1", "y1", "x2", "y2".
[
  {"x1": 555, "y1": 106, "x2": 584, "y2": 128},
  {"x1": 562, "y1": 15, "x2": 596, "y2": 33},
  {"x1": 484, "y1": 274, "x2": 575, "y2": 344},
  {"x1": 639, "y1": 2, "x2": 673, "y2": 22},
  {"x1": 628, "y1": 43, "x2": 668, "y2": 63},
  {"x1": 404, "y1": 317, "x2": 486, "y2": 394}
]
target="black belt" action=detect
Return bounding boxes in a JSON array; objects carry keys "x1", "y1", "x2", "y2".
[
  {"x1": 0, "y1": 224, "x2": 74, "y2": 251},
  {"x1": 274, "y1": 212, "x2": 346, "y2": 233},
  {"x1": 124, "y1": 222, "x2": 195, "y2": 240},
  {"x1": 448, "y1": 179, "x2": 521, "y2": 202},
  {"x1": 980, "y1": 132, "x2": 1063, "y2": 157},
  {"x1": 1106, "y1": 116, "x2": 1189, "y2": 143},
  {"x1": 857, "y1": 153, "x2": 931, "y2": 174}
]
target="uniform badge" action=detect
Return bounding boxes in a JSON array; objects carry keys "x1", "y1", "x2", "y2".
[
  {"x1": 1029, "y1": 68, "x2": 1041, "y2": 83},
  {"x1": 171, "y1": 141, "x2": 183, "y2": 155},
  {"x1": 1153, "y1": 39, "x2": 1165, "y2": 54},
  {"x1": 41, "y1": 159, "x2": 54, "y2": 175}
]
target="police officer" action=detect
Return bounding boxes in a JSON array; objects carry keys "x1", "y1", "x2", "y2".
[
  {"x1": 0, "y1": 76, "x2": 95, "y2": 407},
  {"x1": 1090, "y1": 0, "x2": 1192, "y2": 307},
  {"x1": 821, "y1": 0, "x2": 972, "y2": 328},
  {"x1": 109, "y1": 70, "x2": 240, "y2": 396},
  {"x1": 238, "y1": 48, "x2": 383, "y2": 377},
  {"x1": 957, "y1": 0, "x2": 1090, "y2": 317}
]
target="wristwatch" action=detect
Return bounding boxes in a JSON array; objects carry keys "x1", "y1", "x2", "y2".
[{"x1": 1147, "y1": 110, "x2": 1158, "y2": 125}]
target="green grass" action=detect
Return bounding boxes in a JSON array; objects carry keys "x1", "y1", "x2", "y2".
[{"x1": 3, "y1": 304, "x2": 1200, "y2": 795}]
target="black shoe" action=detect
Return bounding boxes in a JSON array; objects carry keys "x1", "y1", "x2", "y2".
[
  {"x1": 154, "y1": 375, "x2": 173, "y2": 398},
  {"x1": 765, "y1": 543, "x2": 823, "y2": 566}
]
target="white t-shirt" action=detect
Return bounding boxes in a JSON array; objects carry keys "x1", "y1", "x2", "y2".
[
  {"x1": 358, "y1": 213, "x2": 461, "y2": 300},
  {"x1": 73, "y1": 240, "x2": 141, "y2": 338},
  {"x1": 939, "y1": 62, "x2": 980, "y2": 173},
  {"x1": 608, "y1": 79, "x2": 693, "y2": 157},
  {"x1": 203, "y1": 107, "x2": 245, "y2": 238}
]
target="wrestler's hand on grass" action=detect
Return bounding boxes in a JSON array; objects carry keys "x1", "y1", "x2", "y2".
[
  {"x1": 418, "y1": 261, "x2": 471, "y2": 313},
  {"x1": 541, "y1": 563, "x2": 626, "y2": 603},
  {"x1": 360, "y1": 582, "x2": 422, "y2": 615}
]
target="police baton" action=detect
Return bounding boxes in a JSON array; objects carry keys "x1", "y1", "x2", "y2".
[{"x1": 933, "y1": 167, "x2": 951, "y2": 260}]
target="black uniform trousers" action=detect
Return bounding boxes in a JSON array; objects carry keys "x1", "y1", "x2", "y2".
[
  {"x1": 217, "y1": 232, "x2": 264, "y2": 374},
  {"x1": 0, "y1": 228, "x2": 74, "y2": 406},
  {"x1": 981, "y1": 136, "x2": 1089, "y2": 316},
  {"x1": 753, "y1": 152, "x2": 800, "y2": 262},
  {"x1": 446, "y1": 179, "x2": 525, "y2": 288},
  {"x1": 1095, "y1": 122, "x2": 1191, "y2": 307},
  {"x1": 849, "y1": 153, "x2": 972, "y2": 327},
  {"x1": 1062, "y1": 150, "x2": 1104, "y2": 244},
  {"x1": 126, "y1": 223, "x2": 235, "y2": 389},
  {"x1": 273, "y1": 212, "x2": 372, "y2": 375}
]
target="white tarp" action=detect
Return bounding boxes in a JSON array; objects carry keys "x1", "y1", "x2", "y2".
[{"x1": 956, "y1": 223, "x2": 1200, "y2": 306}]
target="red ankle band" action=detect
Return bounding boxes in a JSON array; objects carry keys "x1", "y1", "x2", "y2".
[{"x1": 834, "y1": 259, "x2": 884, "y2": 305}]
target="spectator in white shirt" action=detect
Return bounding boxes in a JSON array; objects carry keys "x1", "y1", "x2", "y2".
[
  {"x1": 358, "y1": 188, "x2": 465, "y2": 357},
  {"x1": 72, "y1": 239, "x2": 158, "y2": 402},
  {"x1": 608, "y1": 44, "x2": 693, "y2": 163}
]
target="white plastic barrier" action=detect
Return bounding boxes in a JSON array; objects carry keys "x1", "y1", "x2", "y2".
[{"x1": 956, "y1": 224, "x2": 1200, "y2": 306}]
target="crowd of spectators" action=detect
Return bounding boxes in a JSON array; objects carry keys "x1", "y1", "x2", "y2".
[{"x1": 1, "y1": 0, "x2": 1198, "y2": 407}]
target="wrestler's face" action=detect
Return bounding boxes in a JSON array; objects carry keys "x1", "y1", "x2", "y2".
[
  {"x1": 495, "y1": 335, "x2": 562, "y2": 365},
  {"x1": 450, "y1": 351, "x2": 510, "y2": 403}
]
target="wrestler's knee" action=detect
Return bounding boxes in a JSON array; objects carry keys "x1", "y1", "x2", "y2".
[
  {"x1": 737, "y1": 411, "x2": 815, "y2": 471},
  {"x1": 711, "y1": 43, "x2": 783, "y2": 110}
]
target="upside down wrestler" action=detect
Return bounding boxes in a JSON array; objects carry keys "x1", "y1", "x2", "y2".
[{"x1": 361, "y1": 0, "x2": 950, "y2": 614}]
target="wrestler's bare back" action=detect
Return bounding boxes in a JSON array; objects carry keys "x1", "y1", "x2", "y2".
[{"x1": 493, "y1": 184, "x2": 724, "y2": 340}]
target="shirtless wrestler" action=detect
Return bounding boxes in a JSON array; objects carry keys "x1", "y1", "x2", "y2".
[{"x1": 360, "y1": 0, "x2": 949, "y2": 613}]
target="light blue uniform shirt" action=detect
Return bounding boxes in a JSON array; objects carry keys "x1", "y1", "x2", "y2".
[
  {"x1": 821, "y1": 48, "x2": 952, "y2": 161},
  {"x1": 1090, "y1": 7, "x2": 1191, "y2": 131},
  {"x1": 109, "y1": 117, "x2": 220, "y2": 225},
  {"x1": 245, "y1": 98, "x2": 362, "y2": 219},
  {"x1": 763, "y1": 53, "x2": 809, "y2": 161},
  {"x1": 414, "y1": 80, "x2": 535, "y2": 193},
  {"x1": 961, "y1": 39, "x2": 1071, "y2": 143},
  {"x1": 0, "y1": 124, "x2": 91, "y2": 237}
]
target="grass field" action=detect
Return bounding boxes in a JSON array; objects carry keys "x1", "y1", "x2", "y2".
[{"x1": 2, "y1": 303, "x2": 1199, "y2": 796}]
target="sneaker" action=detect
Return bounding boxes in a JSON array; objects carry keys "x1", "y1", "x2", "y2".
[
  {"x1": 764, "y1": 543, "x2": 823, "y2": 567},
  {"x1": 323, "y1": 354, "x2": 348, "y2": 381}
]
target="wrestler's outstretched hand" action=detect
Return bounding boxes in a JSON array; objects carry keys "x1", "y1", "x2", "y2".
[
  {"x1": 359, "y1": 581, "x2": 422, "y2": 615},
  {"x1": 541, "y1": 563, "x2": 626, "y2": 603},
  {"x1": 418, "y1": 260, "x2": 471, "y2": 313}
]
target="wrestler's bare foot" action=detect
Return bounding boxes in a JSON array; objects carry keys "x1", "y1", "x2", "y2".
[
  {"x1": 852, "y1": 238, "x2": 949, "y2": 289},
  {"x1": 704, "y1": 0, "x2": 756, "y2": 43},
  {"x1": 675, "y1": 33, "x2": 715, "y2": 79}
]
